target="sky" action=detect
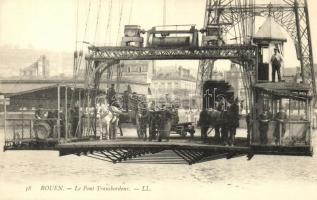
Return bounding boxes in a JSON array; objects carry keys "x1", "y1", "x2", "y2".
[{"x1": 0, "y1": 0, "x2": 317, "y2": 74}]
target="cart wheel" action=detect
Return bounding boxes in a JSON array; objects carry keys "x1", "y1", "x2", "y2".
[{"x1": 34, "y1": 122, "x2": 51, "y2": 139}]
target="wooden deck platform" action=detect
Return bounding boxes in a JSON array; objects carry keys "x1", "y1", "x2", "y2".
[
  {"x1": 56, "y1": 139, "x2": 251, "y2": 165},
  {"x1": 56, "y1": 137, "x2": 313, "y2": 164},
  {"x1": 57, "y1": 140, "x2": 250, "y2": 153},
  {"x1": 4, "y1": 136, "x2": 313, "y2": 164}
]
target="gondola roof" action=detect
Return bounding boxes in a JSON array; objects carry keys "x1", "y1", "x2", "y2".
[{"x1": 254, "y1": 82, "x2": 312, "y2": 101}]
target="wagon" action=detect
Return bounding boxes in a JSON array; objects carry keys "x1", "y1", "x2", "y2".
[
  {"x1": 170, "y1": 122, "x2": 195, "y2": 138},
  {"x1": 148, "y1": 108, "x2": 196, "y2": 140}
]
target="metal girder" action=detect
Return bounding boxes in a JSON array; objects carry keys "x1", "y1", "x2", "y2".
[
  {"x1": 196, "y1": 60, "x2": 215, "y2": 95},
  {"x1": 204, "y1": 0, "x2": 235, "y2": 28},
  {"x1": 205, "y1": 0, "x2": 315, "y2": 98},
  {"x1": 294, "y1": 0, "x2": 316, "y2": 98},
  {"x1": 58, "y1": 145, "x2": 251, "y2": 165},
  {"x1": 86, "y1": 45, "x2": 257, "y2": 61},
  {"x1": 84, "y1": 60, "x2": 119, "y2": 88}
]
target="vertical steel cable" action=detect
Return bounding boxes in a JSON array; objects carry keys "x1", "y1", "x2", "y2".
[
  {"x1": 75, "y1": 0, "x2": 79, "y2": 51},
  {"x1": 82, "y1": 0, "x2": 92, "y2": 50},
  {"x1": 94, "y1": 0, "x2": 102, "y2": 45},
  {"x1": 116, "y1": 0, "x2": 124, "y2": 45},
  {"x1": 105, "y1": 0, "x2": 113, "y2": 45},
  {"x1": 128, "y1": 0, "x2": 134, "y2": 24}
]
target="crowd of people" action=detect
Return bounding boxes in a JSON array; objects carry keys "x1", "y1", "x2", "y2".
[{"x1": 36, "y1": 83, "x2": 293, "y2": 147}]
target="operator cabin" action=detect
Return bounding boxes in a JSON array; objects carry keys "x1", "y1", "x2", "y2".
[
  {"x1": 250, "y1": 16, "x2": 312, "y2": 153},
  {"x1": 253, "y1": 16, "x2": 287, "y2": 82}
]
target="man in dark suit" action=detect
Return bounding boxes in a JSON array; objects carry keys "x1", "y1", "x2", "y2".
[
  {"x1": 270, "y1": 48, "x2": 284, "y2": 82},
  {"x1": 275, "y1": 105, "x2": 288, "y2": 145},
  {"x1": 228, "y1": 98, "x2": 240, "y2": 146},
  {"x1": 258, "y1": 106, "x2": 272, "y2": 144},
  {"x1": 107, "y1": 84, "x2": 116, "y2": 105}
]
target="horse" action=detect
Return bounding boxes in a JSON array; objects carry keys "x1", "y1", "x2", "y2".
[
  {"x1": 198, "y1": 99, "x2": 239, "y2": 145},
  {"x1": 198, "y1": 98, "x2": 230, "y2": 139},
  {"x1": 198, "y1": 107, "x2": 224, "y2": 140},
  {"x1": 96, "y1": 101, "x2": 123, "y2": 140}
]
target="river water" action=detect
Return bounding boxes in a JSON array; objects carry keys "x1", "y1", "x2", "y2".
[{"x1": 0, "y1": 128, "x2": 316, "y2": 200}]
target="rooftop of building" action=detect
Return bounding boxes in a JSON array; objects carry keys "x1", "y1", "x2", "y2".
[{"x1": 153, "y1": 65, "x2": 196, "y2": 82}]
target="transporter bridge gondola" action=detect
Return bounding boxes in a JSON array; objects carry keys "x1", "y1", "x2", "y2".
[{"x1": 3, "y1": 0, "x2": 315, "y2": 164}]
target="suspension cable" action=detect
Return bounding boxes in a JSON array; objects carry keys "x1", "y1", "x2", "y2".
[
  {"x1": 94, "y1": 0, "x2": 102, "y2": 45},
  {"x1": 75, "y1": 0, "x2": 79, "y2": 51},
  {"x1": 76, "y1": 0, "x2": 92, "y2": 84},
  {"x1": 71, "y1": 0, "x2": 81, "y2": 112},
  {"x1": 128, "y1": 0, "x2": 134, "y2": 24},
  {"x1": 74, "y1": 0, "x2": 80, "y2": 78},
  {"x1": 105, "y1": 0, "x2": 113, "y2": 45},
  {"x1": 82, "y1": 0, "x2": 92, "y2": 50},
  {"x1": 116, "y1": 0, "x2": 124, "y2": 45},
  {"x1": 235, "y1": 0, "x2": 242, "y2": 44},
  {"x1": 231, "y1": 0, "x2": 238, "y2": 44}
]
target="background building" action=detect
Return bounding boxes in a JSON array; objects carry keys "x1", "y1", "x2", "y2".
[
  {"x1": 19, "y1": 55, "x2": 50, "y2": 77},
  {"x1": 100, "y1": 60, "x2": 154, "y2": 94},
  {"x1": 150, "y1": 65, "x2": 197, "y2": 108},
  {"x1": 212, "y1": 70, "x2": 224, "y2": 80}
]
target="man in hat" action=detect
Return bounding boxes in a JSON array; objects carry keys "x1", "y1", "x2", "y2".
[
  {"x1": 275, "y1": 105, "x2": 288, "y2": 145},
  {"x1": 227, "y1": 98, "x2": 240, "y2": 146},
  {"x1": 258, "y1": 105, "x2": 272, "y2": 144},
  {"x1": 270, "y1": 47, "x2": 284, "y2": 82},
  {"x1": 130, "y1": 92, "x2": 138, "y2": 124},
  {"x1": 107, "y1": 84, "x2": 116, "y2": 105},
  {"x1": 122, "y1": 90, "x2": 129, "y2": 112}
]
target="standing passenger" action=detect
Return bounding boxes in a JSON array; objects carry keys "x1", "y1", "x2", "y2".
[
  {"x1": 107, "y1": 84, "x2": 116, "y2": 105},
  {"x1": 270, "y1": 47, "x2": 283, "y2": 82},
  {"x1": 228, "y1": 98, "x2": 240, "y2": 146},
  {"x1": 258, "y1": 106, "x2": 272, "y2": 144},
  {"x1": 122, "y1": 90, "x2": 129, "y2": 112},
  {"x1": 130, "y1": 92, "x2": 138, "y2": 125},
  {"x1": 275, "y1": 105, "x2": 287, "y2": 145}
]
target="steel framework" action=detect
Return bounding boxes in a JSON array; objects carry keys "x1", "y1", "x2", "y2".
[
  {"x1": 85, "y1": 45, "x2": 257, "y2": 93},
  {"x1": 85, "y1": 44, "x2": 258, "y2": 89},
  {"x1": 56, "y1": 141, "x2": 312, "y2": 164},
  {"x1": 86, "y1": 45, "x2": 257, "y2": 61},
  {"x1": 197, "y1": 0, "x2": 315, "y2": 97},
  {"x1": 77, "y1": 0, "x2": 315, "y2": 164},
  {"x1": 57, "y1": 142, "x2": 250, "y2": 165}
]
